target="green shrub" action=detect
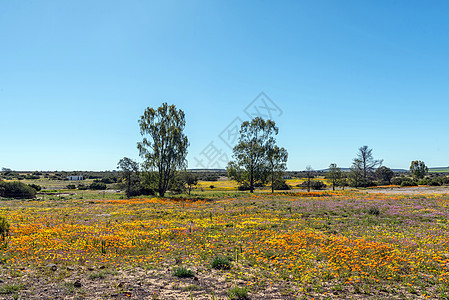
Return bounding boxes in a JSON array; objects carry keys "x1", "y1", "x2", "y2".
[
  {"x1": 0, "y1": 181, "x2": 36, "y2": 199},
  {"x1": 173, "y1": 267, "x2": 194, "y2": 278},
  {"x1": 0, "y1": 216, "x2": 10, "y2": 242},
  {"x1": 211, "y1": 256, "x2": 231, "y2": 270},
  {"x1": 229, "y1": 286, "x2": 249, "y2": 300},
  {"x1": 429, "y1": 180, "x2": 441, "y2": 186},
  {"x1": 299, "y1": 180, "x2": 327, "y2": 190},
  {"x1": 272, "y1": 179, "x2": 290, "y2": 190},
  {"x1": 0, "y1": 284, "x2": 22, "y2": 294},
  {"x1": 401, "y1": 180, "x2": 417, "y2": 187},
  {"x1": 367, "y1": 206, "x2": 380, "y2": 216},
  {"x1": 28, "y1": 183, "x2": 42, "y2": 191},
  {"x1": 238, "y1": 183, "x2": 251, "y2": 191},
  {"x1": 66, "y1": 184, "x2": 76, "y2": 190},
  {"x1": 89, "y1": 182, "x2": 107, "y2": 190}
]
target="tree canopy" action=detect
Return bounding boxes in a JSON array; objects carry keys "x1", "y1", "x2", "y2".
[{"x1": 137, "y1": 103, "x2": 189, "y2": 197}]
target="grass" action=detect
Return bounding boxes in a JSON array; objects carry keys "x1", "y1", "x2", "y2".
[
  {"x1": 210, "y1": 256, "x2": 232, "y2": 270},
  {"x1": 229, "y1": 286, "x2": 249, "y2": 299},
  {"x1": 172, "y1": 267, "x2": 194, "y2": 278},
  {"x1": 0, "y1": 284, "x2": 23, "y2": 294},
  {"x1": 2, "y1": 189, "x2": 449, "y2": 298}
]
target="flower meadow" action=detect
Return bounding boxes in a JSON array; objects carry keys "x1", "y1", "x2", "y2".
[{"x1": 1, "y1": 190, "x2": 449, "y2": 298}]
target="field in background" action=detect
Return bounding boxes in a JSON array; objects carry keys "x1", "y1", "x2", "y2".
[{"x1": 2, "y1": 190, "x2": 449, "y2": 299}]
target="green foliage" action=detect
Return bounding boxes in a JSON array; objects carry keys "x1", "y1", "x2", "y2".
[
  {"x1": 272, "y1": 179, "x2": 290, "y2": 190},
  {"x1": 172, "y1": 267, "x2": 194, "y2": 278},
  {"x1": 299, "y1": 180, "x2": 326, "y2": 190},
  {"x1": 183, "y1": 172, "x2": 198, "y2": 195},
  {"x1": 117, "y1": 157, "x2": 140, "y2": 198},
  {"x1": 227, "y1": 117, "x2": 281, "y2": 193},
  {"x1": 367, "y1": 206, "x2": 380, "y2": 216},
  {"x1": 0, "y1": 284, "x2": 22, "y2": 295},
  {"x1": 410, "y1": 160, "x2": 428, "y2": 179},
  {"x1": 0, "y1": 215, "x2": 10, "y2": 249},
  {"x1": 27, "y1": 183, "x2": 42, "y2": 191},
  {"x1": 229, "y1": 286, "x2": 249, "y2": 300},
  {"x1": 266, "y1": 144, "x2": 288, "y2": 192},
  {"x1": 326, "y1": 163, "x2": 342, "y2": 190},
  {"x1": 138, "y1": 103, "x2": 189, "y2": 197},
  {"x1": 89, "y1": 182, "x2": 107, "y2": 190},
  {"x1": 66, "y1": 184, "x2": 76, "y2": 190},
  {"x1": 375, "y1": 166, "x2": 394, "y2": 185},
  {"x1": 211, "y1": 256, "x2": 231, "y2": 270},
  {"x1": 0, "y1": 181, "x2": 36, "y2": 199},
  {"x1": 401, "y1": 179, "x2": 417, "y2": 187}
]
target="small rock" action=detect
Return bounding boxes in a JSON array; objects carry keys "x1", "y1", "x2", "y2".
[
  {"x1": 99, "y1": 265, "x2": 106, "y2": 269},
  {"x1": 67, "y1": 266, "x2": 74, "y2": 271},
  {"x1": 87, "y1": 267, "x2": 94, "y2": 271},
  {"x1": 0, "y1": 279, "x2": 3, "y2": 283},
  {"x1": 49, "y1": 264, "x2": 57, "y2": 271},
  {"x1": 118, "y1": 282, "x2": 124, "y2": 288},
  {"x1": 74, "y1": 280, "x2": 82, "y2": 288}
]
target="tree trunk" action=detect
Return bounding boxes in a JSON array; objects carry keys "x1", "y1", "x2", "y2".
[{"x1": 250, "y1": 168, "x2": 254, "y2": 193}]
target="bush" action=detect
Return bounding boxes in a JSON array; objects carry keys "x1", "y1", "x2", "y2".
[
  {"x1": 0, "y1": 216, "x2": 10, "y2": 242},
  {"x1": 428, "y1": 180, "x2": 441, "y2": 186},
  {"x1": 272, "y1": 179, "x2": 291, "y2": 190},
  {"x1": 27, "y1": 183, "x2": 42, "y2": 191},
  {"x1": 78, "y1": 184, "x2": 88, "y2": 190},
  {"x1": 418, "y1": 179, "x2": 430, "y2": 185},
  {"x1": 401, "y1": 180, "x2": 417, "y2": 187},
  {"x1": 89, "y1": 182, "x2": 107, "y2": 190},
  {"x1": 172, "y1": 267, "x2": 194, "y2": 278},
  {"x1": 211, "y1": 256, "x2": 231, "y2": 270},
  {"x1": 229, "y1": 286, "x2": 249, "y2": 300},
  {"x1": 238, "y1": 183, "x2": 251, "y2": 191},
  {"x1": 0, "y1": 181, "x2": 36, "y2": 199},
  {"x1": 66, "y1": 184, "x2": 76, "y2": 190},
  {"x1": 367, "y1": 206, "x2": 380, "y2": 216},
  {"x1": 299, "y1": 180, "x2": 327, "y2": 190}
]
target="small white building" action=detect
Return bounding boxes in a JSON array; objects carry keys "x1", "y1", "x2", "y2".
[{"x1": 67, "y1": 175, "x2": 84, "y2": 181}]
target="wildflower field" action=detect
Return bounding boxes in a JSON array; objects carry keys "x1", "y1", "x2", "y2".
[{"x1": 1, "y1": 190, "x2": 449, "y2": 299}]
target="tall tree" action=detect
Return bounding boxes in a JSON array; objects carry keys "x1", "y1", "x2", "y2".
[
  {"x1": 137, "y1": 103, "x2": 189, "y2": 197},
  {"x1": 117, "y1": 157, "x2": 139, "y2": 198},
  {"x1": 227, "y1": 117, "x2": 278, "y2": 193},
  {"x1": 350, "y1": 145, "x2": 382, "y2": 187},
  {"x1": 266, "y1": 145, "x2": 288, "y2": 193},
  {"x1": 375, "y1": 166, "x2": 394, "y2": 185},
  {"x1": 352, "y1": 145, "x2": 383, "y2": 179},
  {"x1": 410, "y1": 160, "x2": 428, "y2": 179},
  {"x1": 326, "y1": 163, "x2": 342, "y2": 191},
  {"x1": 304, "y1": 165, "x2": 315, "y2": 192}
]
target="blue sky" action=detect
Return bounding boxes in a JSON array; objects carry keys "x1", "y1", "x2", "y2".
[{"x1": 1, "y1": 0, "x2": 449, "y2": 171}]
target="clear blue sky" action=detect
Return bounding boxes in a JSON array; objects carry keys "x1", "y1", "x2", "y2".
[{"x1": 1, "y1": 0, "x2": 449, "y2": 171}]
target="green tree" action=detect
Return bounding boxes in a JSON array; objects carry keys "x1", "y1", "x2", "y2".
[
  {"x1": 183, "y1": 171, "x2": 198, "y2": 195},
  {"x1": 137, "y1": 103, "x2": 189, "y2": 197},
  {"x1": 375, "y1": 166, "x2": 394, "y2": 185},
  {"x1": 227, "y1": 117, "x2": 278, "y2": 193},
  {"x1": 410, "y1": 160, "x2": 428, "y2": 179},
  {"x1": 117, "y1": 157, "x2": 140, "y2": 198},
  {"x1": 326, "y1": 163, "x2": 342, "y2": 191},
  {"x1": 266, "y1": 145, "x2": 288, "y2": 193}
]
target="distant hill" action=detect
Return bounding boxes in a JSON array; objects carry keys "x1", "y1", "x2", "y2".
[
  {"x1": 318, "y1": 168, "x2": 408, "y2": 173},
  {"x1": 429, "y1": 167, "x2": 449, "y2": 173}
]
